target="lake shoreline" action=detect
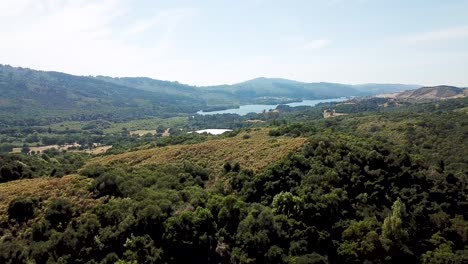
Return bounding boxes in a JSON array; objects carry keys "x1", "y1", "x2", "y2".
[{"x1": 196, "y1": 97, "x2": 348, "y2": 116}]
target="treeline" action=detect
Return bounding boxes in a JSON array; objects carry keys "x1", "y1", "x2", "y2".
[{"x1": 0, "y1": 151, "x2": 89, "y2": 183}]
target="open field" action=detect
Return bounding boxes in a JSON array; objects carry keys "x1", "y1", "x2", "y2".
[
  {"x1": 12, "y1": 143, "x2": 81, "y2": 153},
  {"x1": 12, "y1": 143, "x2": 112, "y2": 155},
  {"x1": 46, "y1": 121, "x2": 86, "y2": 131},
  {"x1": 245, "y1": 119, "x2": 266, "y2": 123},
  {"x1": 129, "y1": 128, "x2": 171, "y2": 137},
  {"x1": 103, "y1": 117, "x2": 187, "y2": 134},
  {"x1": 76, "y1": 145, "x2": 113, "y2": 155},
  {"x1": 129, "y1": 130, "x2": 158, "y2": 136},
  {"x1": 323, "y1": 110, "x2": 348, "y2": 118},
  {"x1": 39, "y1": 117, "x2": 187, "y2": 134}
]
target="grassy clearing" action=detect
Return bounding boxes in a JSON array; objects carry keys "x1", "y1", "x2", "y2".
[
  {"x1": 87, "y1": 128, "x2": 307, "y2": 176},
  {"x1": 454, "y1": 106, "x2": 468, "y2": 113},
  {"x1": 103, "y1": 117, "x2": 187, "y2": 134},
  {"x1": 11, "y1": 143, "x2": 112, "y2": 155},
  {"x1": 46, "y1": 121, "x2": 85, "y2": 131},
  {"x1": 129, "y1": 130, "x2": 158, "y2": 136},
  {"x1": 12, "y1": 143, "x2": 81, "y2": 153},
  {"x1": 39, "y1": 117, "x2": 187, "y2": 134},
  {"x1": 78, "y1": 145, "x2": 113, "y2": 155}
]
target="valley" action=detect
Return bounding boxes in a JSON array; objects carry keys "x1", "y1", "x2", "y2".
[
  {"x1": 2, "y1": 1, "x2": 468, "y2": 263},
  {"x1": 0, "y1": 65, "x2": 467, "y2": 264}
]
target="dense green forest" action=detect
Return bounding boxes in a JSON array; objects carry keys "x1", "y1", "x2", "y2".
[{"x1": 0, "y1": 95, "x2": 466, "y2": 263}]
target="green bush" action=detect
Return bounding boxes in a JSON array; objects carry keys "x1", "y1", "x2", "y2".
[
  {"x1": 45, "y1": 199, "x2": 75, "y2": 230},
  {"x1": 8, "y1": 197, "x2": 38, "y2": 222}
]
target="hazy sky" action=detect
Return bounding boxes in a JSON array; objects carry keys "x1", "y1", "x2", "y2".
[{"x1": 1, "y1": 0, "x2": 467, "y2": 86}]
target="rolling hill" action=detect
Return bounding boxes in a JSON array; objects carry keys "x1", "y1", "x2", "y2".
[
  {"x1": 202, "y1": 77, "x2": 420, "y2": 102},
  {"x1": 0, "y1": 64, "x2": 423, "y2": 125},
  {"x1": 376, "y1": 85, "x2": 467, "y2": 100},
  {"x1": 86, "y1": 128, "x2": 307, "y2": 179},
  {"x1": 395, "y1": 85, "x2": 467, "y2": 99},
  {"x1": 0, "y1": 65, "x2": 205, "y2": 125}
]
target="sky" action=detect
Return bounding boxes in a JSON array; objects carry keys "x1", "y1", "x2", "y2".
[{"x1": 0, "y1": 0, "x2": 467, "y2": 86}]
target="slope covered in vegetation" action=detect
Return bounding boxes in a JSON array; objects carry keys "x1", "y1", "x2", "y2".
[
  {"x1": 0, "y1": 65, "x2": 205, "y2": 126},
  {"x1": 86, "y1": 129, "x2": 307, "y2": 178},
  {"x1": 0, "y1": 97, "x2": 467, "y2": 264},
  {"x1": 0, "y1": 64, "x2": 421, "y2": 126}
]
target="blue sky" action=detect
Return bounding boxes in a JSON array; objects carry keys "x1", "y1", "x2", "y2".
[{"x1": 0, "y1": 0, "x2": 467, "y2": 86}]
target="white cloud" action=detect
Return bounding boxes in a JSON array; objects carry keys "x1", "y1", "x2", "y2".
[
  {"x1": 0, "y1": 0, "x2": 197, "y2": 79},
  {"x1": 299, "y1": 38, "x2": 332, "y2": 51},
  {"x1": 398, "y1": 26, "x2": 468, "y2": 45}
]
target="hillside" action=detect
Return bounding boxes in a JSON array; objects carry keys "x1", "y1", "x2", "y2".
[
  {"x1": 203, "y1": 78, "x2": 419, "y2": 102},
  {"x1": 95, "y1": 76, "x2": 202, "y2": 99},
  {"x1": 396, "y1": 85, "x2": 467, "y2": 99},
  {"x1": 86, "y1": 128, "x2": 307, "y2": 178},
  {"x1": 0, "y1": 65, "x2": 423, "y2": 126},
  {"x1": 377, "y1": 85, "x2": 467, "y2": 100},
  {"x1": 0, "y1": 65, "x2": 204, "y2": 125},
  {"x1": 0, "y1": 175, "x2": 96, "y2": 222}
]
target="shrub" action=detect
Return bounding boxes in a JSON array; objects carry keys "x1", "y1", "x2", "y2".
[
  {"x1": 45, "y1": 199, "x2": 75, "y2": 230},
  {"x1": 92, "y1": 173, "x2": 123, "y2": 197},
  {"x1": 8, "y1": 197, "x2": 38, "y2": 222}
]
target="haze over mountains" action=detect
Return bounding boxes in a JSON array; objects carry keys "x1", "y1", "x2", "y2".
[
  {"x1": 0, "y1": 64, "x2": 455, "y2": 125},
  {"x1": 98, "y1": 76, "x2": 420, "y2": 100}
]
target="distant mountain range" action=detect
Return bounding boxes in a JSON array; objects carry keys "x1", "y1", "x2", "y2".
[
  {"x1": 0, "y1": 64, "x2": 448, "y2": 125},
  {"x1": 376, "y1": 85, "x2": 467, "y2": 100},
  {"x1": 97, "y1": 76, "x2": 421, "y2": 102}
]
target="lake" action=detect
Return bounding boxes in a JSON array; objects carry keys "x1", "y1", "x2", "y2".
[
  {"x1": 189, "y1": 129, "x2": 233, "y2": 135},
  {"x1": 196, "y1": 98, "x2": 347, "y2": 116}
]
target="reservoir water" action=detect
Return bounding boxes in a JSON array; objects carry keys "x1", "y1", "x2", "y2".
[
  {"x1": 189, "y1": 129, "x2": 233, "y2": 135},
  {"x1": 196, "y1": 98, "x2": 347, "y2": 116}
]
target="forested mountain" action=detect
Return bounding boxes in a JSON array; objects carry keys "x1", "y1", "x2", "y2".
[
  {"x1": 97, "y1": 76, "x2": 420, "y2": 105},
  {"x1": 203, "y1": 78, "x2": 359, "y2": 100},
  {"x1": 0, "y1": 65, "x2": 204, "y2": 125},
  {"x1": 94, "y1": 76, "x2": 201, "y2": 98},
  {"x1": 0, "y1": 65, "x2": 422, "y2": 126},
  {"x1": 203, "y1": 78, "x2": 420, "y2": 101}
]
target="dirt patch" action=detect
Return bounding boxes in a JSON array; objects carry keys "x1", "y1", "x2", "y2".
[
  {"x1": 12, "y1": 143, "x2": 112, "y2": 155},
  {"x1": 12, "y1": 143, "x2": 81, "y2": 154},
  {"x1": 323, "y1": 110, "x2": 348, "y2": 118},
  {"x1": 74, "y1": 145, "x2": 113, "y2": 155},
  {"x1": 162, "y1": 128, "x2": 171, "y2": 137},
  {"x1": 130, "y1": 130, "x2": 158, "y2": 136}
]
